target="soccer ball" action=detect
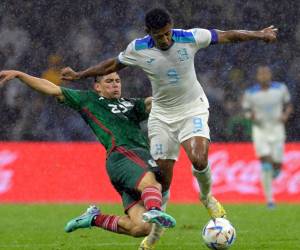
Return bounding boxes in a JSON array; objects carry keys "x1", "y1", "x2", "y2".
[{"x1": 202, "y1": 218, "x2": 236, "y2": 249}]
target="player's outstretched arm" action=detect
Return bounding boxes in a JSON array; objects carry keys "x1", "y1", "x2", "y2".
[
  {"x1": 0, "y1": 70, "x2": 64, "y2": 100},
  {"x1": 216, "y1": 25, "x2": 278, "y2": 44},
  {"x1": 61, "y1": 58, "x2": 126, "y2": 81}
]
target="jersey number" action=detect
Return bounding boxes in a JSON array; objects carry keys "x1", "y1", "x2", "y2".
[
  {"x1": 108, "y1": 104, "x2": 128, "y2": 114},
  {"x1": 167, "y1": 68, "x2": 180, "y2": 84}
]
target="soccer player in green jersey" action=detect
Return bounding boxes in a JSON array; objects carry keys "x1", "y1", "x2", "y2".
[{"x1": 0, "y1": 70, "x2": 176, "y2": 239}]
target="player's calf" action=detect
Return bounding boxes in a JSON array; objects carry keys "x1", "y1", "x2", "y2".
[
  {"x1": 138, "y1": 173, "x2": 176, "y2": 228},
  {"x1": 129, "y1": 223, "x2": 152, "y2": 237}
]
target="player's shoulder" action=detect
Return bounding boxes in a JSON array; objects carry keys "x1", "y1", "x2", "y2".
[
  {"x1": 132, "y1": 35, "x2": 155, "y2": 51},
  {"x1": 61, "y1": 87, "x2": 86, "y2": 95},
  {"x1": 270, "y1": 81, "x2": 286, "y2": 90},
  {"x1": 171, "y1": 28, "x2": 197, "y2": 43},
  {"x1": 245, "y1": 84, "x2": 261, "y2": 94},
  {"x1": 132, "y1": 28, "x2": 200, "y2": 51},
  {"x1": 83, "y1": 89, "x2": 97, "y2": 97}
]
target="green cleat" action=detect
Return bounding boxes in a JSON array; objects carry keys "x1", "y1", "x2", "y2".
[
  {"x1": 64, "y1": 205, "x2": 100, "y2": 233},
  {"x1": 142, "y1": 210, "x2": 176, "y2": 228}
]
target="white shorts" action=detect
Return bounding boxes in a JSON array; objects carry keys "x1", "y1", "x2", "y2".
[
  {"x1": 252, "y1": 126, "x2": 285, "y2": 163},
  {"x1": 148, "y1": 111, "x2": 210, "y2": 160}
]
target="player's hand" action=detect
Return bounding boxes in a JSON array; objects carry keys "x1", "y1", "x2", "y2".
[
  {"x1": 61, "y1": 67, "x2": 80, "y2": 81},
  {"x1": 260, "y1": 25, "x2": 278, "y2": 43},
  {"x1": 0, "y1": 70, "x2": 20, "y2": 85}
]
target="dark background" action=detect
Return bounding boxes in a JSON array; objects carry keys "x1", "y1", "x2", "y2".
[{"x1": 0, "y1": 0, "x2": 299, "y2": 141}]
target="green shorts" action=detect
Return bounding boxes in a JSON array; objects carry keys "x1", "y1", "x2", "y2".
[{"x1": 106, "y1": 146, "x2": 160, "y2": 213}]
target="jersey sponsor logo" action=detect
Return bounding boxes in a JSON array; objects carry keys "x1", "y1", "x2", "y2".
[{"x1": 0, "y1": 150, "x2": 17, "y2": 194}]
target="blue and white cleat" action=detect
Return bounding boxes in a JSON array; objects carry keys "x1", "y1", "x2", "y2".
[
  {"x1": 64, "y1": 205, "x2": 100, "y2": 233},
  {"x1": 142, "y1": 210, "x2": 176, "y2": 228},
  {"x1": 267, "y1": 202, "x2": 276, "y2": 209},
  {"x1": 272, "y1": 168, "x2": 281, "y2": 179}
]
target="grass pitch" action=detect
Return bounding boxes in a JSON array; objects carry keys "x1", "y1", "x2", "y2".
[{"x1": 0, "y1": 204, "x2": 299, "y2": 250}]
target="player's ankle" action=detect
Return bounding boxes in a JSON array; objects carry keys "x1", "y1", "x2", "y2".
[{"x1": 149, "y1": 207, "x2": 161, "y2": 211}]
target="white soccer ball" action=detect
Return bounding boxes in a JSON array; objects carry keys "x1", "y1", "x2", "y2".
[{"x1": 202, "y1": 218, "x2": 236, "y2": 249}]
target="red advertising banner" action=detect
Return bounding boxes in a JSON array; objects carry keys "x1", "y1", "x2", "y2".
[{"x1": 0, "y1": 142, "x2": 299, "y2": 203}]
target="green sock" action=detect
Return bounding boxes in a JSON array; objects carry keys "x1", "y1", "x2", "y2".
[{"x1": 192, "y1": 164, "x2": 212, "y2": 200}]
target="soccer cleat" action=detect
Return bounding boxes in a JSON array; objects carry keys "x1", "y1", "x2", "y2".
[
  {"x1": 201, "y1": 195, "x2": 227, "y2": 219},
  {"x1": 64, "y1": 205, "x2": 100, "y2": 233},
  {"x1": 272, "y1": 168, "x2": 281, "y2": 179},
  {"x1": 142, "y1": 210, "x2": 176, "y2": 228},
  {"x1": 138, "y1": 237, "x2": 155, "y2": 250}
]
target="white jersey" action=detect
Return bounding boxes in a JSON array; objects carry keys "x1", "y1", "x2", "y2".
[
  {"x1": 242, "y1": 82, "x2": 291, "y2": 138},
  {"x1": 118, "y1": 28, "x2": 216, "y2": 122}
]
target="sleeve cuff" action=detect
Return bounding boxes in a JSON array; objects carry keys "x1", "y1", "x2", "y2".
[{"x1": 209, "y1": 29, "x2": 218, "y2": 45}]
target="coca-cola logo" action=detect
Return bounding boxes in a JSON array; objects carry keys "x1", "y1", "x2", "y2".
[
  {"x1": 193, "y1": 150, "x2": 300, "y2": 195},
  {"x1": 0, "y1": 150, "x2": 17, "y2": 194}
]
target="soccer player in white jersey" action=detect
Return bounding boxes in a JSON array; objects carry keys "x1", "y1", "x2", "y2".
[
  {"x1": 242, "y1": 66, "x2": 292, "y2": 208},
  {"x1": 61, "y1": 8, "x2": 277, "y2": 249}
]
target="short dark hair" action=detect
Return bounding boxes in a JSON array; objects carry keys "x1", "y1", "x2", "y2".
[{"x1": 145, "y1": 8, "x2": 172, "y2": 30}]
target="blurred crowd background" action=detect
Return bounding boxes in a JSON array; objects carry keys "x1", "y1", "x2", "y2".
[{"x1": 0, "y1": 0, "x2": 299, "y2": 141}]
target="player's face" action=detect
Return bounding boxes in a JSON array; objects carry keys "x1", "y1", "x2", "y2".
[
  {"x1": 149, "y1": 23, "x2": 173, "y2": 50},
  {"x1": 256, "y1": 67, "x2": 272, "y2": 85},
  {"x1": 95, "y1": 73, "x2": 121, "y2": 99}
]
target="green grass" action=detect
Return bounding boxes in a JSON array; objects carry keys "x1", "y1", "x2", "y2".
[{"x1": 0, "y1": 204, "x2": 299, "y2": 250}]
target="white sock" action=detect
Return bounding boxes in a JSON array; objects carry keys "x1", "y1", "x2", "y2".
[
  {"x1": 146, "y1": 190, "x2": 169, "y2": 245},
  {"x1": 147, "y1": 224, "x2": 165, "y2": 245},
  {"x1": 161, "y1": 190, "x2": 170, "y2": 211},
  {"x1": 192, "y1": 164, "x2": 212, "y2": 200},
  {"x1": 261, "y1": 162, "x2": 274, "y2": 203}
]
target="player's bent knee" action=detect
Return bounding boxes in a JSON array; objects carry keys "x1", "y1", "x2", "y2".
[
  {"x1": 190, "y1": 155, "x2": 208, "y2": 171},
  {"x1": 138, "y1": 172, "x2": 162, "y2": 192}
]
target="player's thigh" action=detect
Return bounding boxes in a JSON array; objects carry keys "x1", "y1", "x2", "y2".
[
  {"x1": 106, "y1": 147, "x2": 159, "y2": 192},
  {"x1": 181, "y1": 136, "x2": 210, "y2": 169},
  {"x1": 270, "y1": 140, "x2": 285, "y2": 163},
  {"x1": 252, "y1": 129, "x2": 271, "y2": 159},
  {"x1": 178, "y1": 113, "x2": 210, "y2": 168},
  {"x1": 121, "y1": 192, "x2": 143, "y2": 215},
  {"x1": 178, "y1": 111, "x2": 210, "y2": 144},
  {"x1": 148, "y1": 116, "x2": 180, "y2": 161}
]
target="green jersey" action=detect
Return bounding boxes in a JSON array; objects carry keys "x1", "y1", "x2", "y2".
[{"x1": 60, "y1": 87, "x2": 149, "y2": 154}]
